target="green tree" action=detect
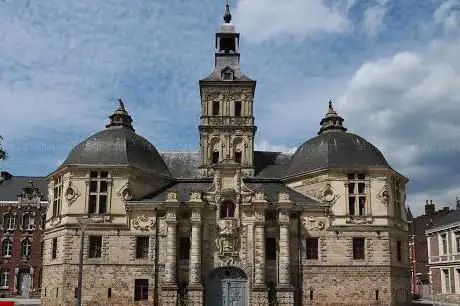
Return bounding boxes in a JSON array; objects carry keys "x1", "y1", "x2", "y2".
[{"x1": 0, "y1": 135, "x2": 6, "y2": 160}]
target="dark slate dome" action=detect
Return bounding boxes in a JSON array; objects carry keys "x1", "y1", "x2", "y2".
[
  {"x1": 62, "y1": 100, "x2": 171, "y2": 177},
  {"x1": 285, "y1": 101, "x2": 389, "y2": 177}
]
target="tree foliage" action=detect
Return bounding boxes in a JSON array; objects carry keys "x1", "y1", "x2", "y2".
[{"x1": 0, "y1": 135, "x2": 6, "y2": 160}]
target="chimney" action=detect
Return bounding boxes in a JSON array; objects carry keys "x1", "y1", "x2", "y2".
[{"x1": 425, "y1": 199, "x2": 435, "y2": 215}]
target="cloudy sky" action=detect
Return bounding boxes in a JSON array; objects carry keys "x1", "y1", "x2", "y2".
[{"x1": 0, "y1": 0, "x2": 459, "y2": 216}]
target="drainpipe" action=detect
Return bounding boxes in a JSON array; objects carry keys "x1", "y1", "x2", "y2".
[
  {"x1": 154, "y1": 208, "x2": 159, "y2": 306},
  {"x1": 297, "y1": 211, "x2": 302, "y2": 306}
]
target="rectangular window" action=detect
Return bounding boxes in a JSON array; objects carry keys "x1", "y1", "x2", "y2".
[
  {"x1": 353, "y1": 237, "x2": 365, "y2": 260},
  {"x1": 41, "y1": 213, "x2": 46, "y2": 230},
  {"x1": 265, "y1": 238, "x2": 277, "y2": 260},
  {"x1": 212, "y1": 151, "x2": 219, "y2": 164},
  {"x1": 22, "y1": 214, "x2": 34, "y2": 230},
  {"x1": 52, "y1": 176, "x2": 63, "y2": 217},
  {"x1": 0, "y1": 270, "x2": 8, "y2": 287},
  {"x1": 397, "y1": 240, "x2": 402, "y2": 261},
  {"x1": 306, "y1": 238, "x2": 319, "y2": 260},
  {"x1": 443, "y1": 269, "x2": 451, "y2": 293},
  {"x1": 136, "y1": 237, "x2": 149, "y2": 259},
  {"x1": 456, "y1": 232, "x2": 460, "y2": 253},
  {"x1": 134, "y1": 279, "x2": 149, "y2": 301},
  {"x1": 52, "y1": 238, "x2": 57, "y2": 259},
  {"x1": 89, "y1": 236, "x2": 102, "y2": 258},
  {"x1": 441, "y1": 234, "x2": 448, "y2": 255},
  {"x1": 21, "y1": 239, "x2": 31, "y2": 257},
  {"x1": 108, "y1": 288, "x2": 112, "y2": 298},
  {"x1": 179, "y1": 237, "x2": 190, "y2": 260},
  {"x1": 88, "y1": 171, "x2": 110, "y2": 214},
  {"x1": 2, "y1": 239, "x2": 12, "y2": 257},
  {"x1": 235, "y1": 101, "x2": 242, "y2": 117},
  {"x1": 212, "y1": 101, "x2": 220, "y2": 116},
  {"x1": 347, "y1": 174, "x2": 367, "y2": 216}
]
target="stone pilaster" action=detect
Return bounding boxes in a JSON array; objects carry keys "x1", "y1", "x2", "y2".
[
  {"x1": 254, "y1": 221, "x2": 265, "y2": 285},
  {"x1": 278, "y1": 222, "x2": 290, "y2": 285},
  {"x1": 188, "y1": 194, "x2": 203, "y2": 305},
  {"x1": 164, "y1": 219, "x2": 177, "y2": 284}
]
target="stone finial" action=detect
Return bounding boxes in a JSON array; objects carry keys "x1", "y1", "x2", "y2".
[
  {"x1": 166, "y1": 191, "x2": 178, "y2": 202},
  {"x1": 223, "y1": 0, "x2": 232, "y2": 23},
  {"x1": 278, "y1": 192, "x2": 290, "y2": 202}
]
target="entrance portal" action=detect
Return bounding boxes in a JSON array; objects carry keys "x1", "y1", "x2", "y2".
[
  {"x1": 18, "y1": 272, "x2": 31, "y2": 297},
  {"x1": 207, "y1": 267, "x2": 248, "y2": 306}
]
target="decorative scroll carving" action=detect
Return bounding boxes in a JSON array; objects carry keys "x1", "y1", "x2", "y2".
[
  {"x1": 376, "y1": 185, "x2": 389, "y2": 206},
  {"x1": 117, "y1": 182, "x2": 133, "y2": 202},
  {"x1": 346, "y1": 217, "x2": 373, "y2": 225},
  {"x1": 132, "y1": 215, "x2": 155, "y2": 231},
  {"x1": 88, "y1": 215, "x2": 111, "y2": 223},
  {"x1": 17, "y1": 181, "x2": 43, "y2": 203},
  {"x1": 317, "y1": 183, "x2": 340, "y2": 205},
  {"x1": 303, "y1": 216, "x2": 326, "y2": 231},
  {"x1": 216, "y1": 220, "x2": 240, "y2": 257},
  {"x1": 65, "y1": 182, "x2": 81, "y2": 206},
  {"x1": 278, "y1": 192, "x2": 290, "y2": 202}
]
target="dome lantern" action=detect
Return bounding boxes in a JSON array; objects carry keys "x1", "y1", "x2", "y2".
[
  {"x1": 106, "y1": 99, "x2": 135, "y2": 132},
  {"x1": 318, "y1": 100, "x2": 347, "y2": 135}
]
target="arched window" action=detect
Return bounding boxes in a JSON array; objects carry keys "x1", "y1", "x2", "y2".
[
  {"x1": 2, "y1": 239, "x2": 12, "y2": 257},
  {"x1": 220, "y1": 201, "x2": 235, "y2": 219},
  {"x1": 3, "y1": 214, "x2": 15, "y2": 230},
  {"x1": 22, "y1": 213, "x2": 34, "y2": 231},
  {"x1": 21, "y1": 239, "x2": 31, "y2": 257}
]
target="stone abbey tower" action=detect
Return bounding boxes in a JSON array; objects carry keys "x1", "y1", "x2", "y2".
[{"x1": 41, "y1": 2, "x2": 411, "y2": 306}]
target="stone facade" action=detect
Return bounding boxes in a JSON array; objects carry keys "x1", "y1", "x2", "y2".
[
  {"x1": 426, "y1": 210, "x2": 460, "y2": 305},
  {"x1": 40, "y1": 3, "x2": 411, "y2": 306}
]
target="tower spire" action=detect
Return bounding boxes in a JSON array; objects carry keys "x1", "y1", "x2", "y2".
[{"x1": 224, "y1": 0, "x2": 232, "y2": 23}]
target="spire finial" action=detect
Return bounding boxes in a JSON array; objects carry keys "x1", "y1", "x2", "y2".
[
  {"x1": 318, "y1": 98, "x2": 347, "y2": 135},
  {"x1": 118, "y1": 98, "x2": 125, "y2": 110},
  {"x1": 224, "y1": 0, "x2": 232, "y2": 23}
]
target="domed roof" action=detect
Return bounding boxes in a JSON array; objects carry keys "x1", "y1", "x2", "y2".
[
  {"x1": 61, "y1": 100, "x2": 171, "y2": 177},
  {"x1": 285, "y1": 101, "x2": 389, "y2": 177}
]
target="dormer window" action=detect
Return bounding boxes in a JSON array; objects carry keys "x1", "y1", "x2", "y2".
[
  {"x1": 221, "y1": 67, "x2": 234, "y2": 81},
  {"x1": 223, "y1": 72, "x2": 233, "y2": 80},
  {"x1": 220, "y1": 201, "x2": 235, "y2": 219}
]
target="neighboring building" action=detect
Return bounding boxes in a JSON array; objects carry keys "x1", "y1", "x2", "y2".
[
  {"x1": 407, "y1": 200, "x2": 454, "y2": 297},
  {"x1": 0, "y1": 171, "x2": 47, "y2": 298},
  {"x1": 40, "y1": 3, "x2": 410, "y2": 306},
  {"x1": 426, "y1": 209, "x2": 460, "y2": 304}
]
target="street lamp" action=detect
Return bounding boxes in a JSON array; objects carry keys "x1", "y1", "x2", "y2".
[{"x1": 76, "y1": 216, "x2": 89, "y2": 306}]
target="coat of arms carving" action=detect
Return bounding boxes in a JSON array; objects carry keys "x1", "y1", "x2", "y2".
[
  {"x1": 303, "y1": 216, "x2": 326, "y2": 231},
  {"x1": 376, "y1": 185, "x2": 389, "y2": 206},
  {"x1": 216, "y1": 220, "x2": 240, "y2": 257},
  {"x1": 132, "y1": 215, "x2": 155, "y2": 231}
]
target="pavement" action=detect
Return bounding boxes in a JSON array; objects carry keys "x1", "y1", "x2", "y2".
[
  {"x1": 413, "y1": 298, "x2": 460, "y2": 306},
  {"x1": 0, "y1": 298, "x2": 40, "y2": 305}
]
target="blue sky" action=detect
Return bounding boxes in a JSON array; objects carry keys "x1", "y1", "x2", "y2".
[{"x1": 1, "y1": 0, "x2": 459, "y2": 216}]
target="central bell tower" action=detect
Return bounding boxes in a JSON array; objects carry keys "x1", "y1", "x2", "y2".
[{"x1": 199, "y1": 1, "x2": 257, "y2": 177}]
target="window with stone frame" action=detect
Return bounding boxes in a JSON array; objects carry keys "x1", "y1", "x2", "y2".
[
  {"x1": 442, "y1": 269, "x2": 451, "y2": 293},
  {"x1": 136, "y1": 236, "x2": 149, "y2": 259},
  {"x1": 352, "y1": 237, "x2": 365, "y2": 260},
  {"x1": 2, "y1": 239, "x2": 12, "y2": 257},
  {"x1": 441, "y1": 234, "x2": 448, "y2": 255},
  {"x1": 3, "y1": 214, "x2": 15, "y2": 230},
  {"x1": 347, "y1": 173, "x2": 367, "y2": 216},
  {"x1": 234, "y1": 101, "x2": 242, "y2": 117},
  {"x1": 88, "y1": 236, "x2": 102, "y2": 258},
  {"x1": 306, "y1": 237, "x2": 319, "y2": 260},
  {"x1": 52, "y1": 238, "x2": 57, "y2": 259},
  {"x1": 212, "y1": 150, "x2": 220, "y2": 164},
  {"x1": 88, "y1": 171, "x2": 109, "y2": 214},
  {"x1": 179, "y1": 237, "x2": 190, "y2": 260},
  {"x1": 212, "y1": 101, "x2": 220, "y2": 116},
  {"x1": 220, "y1": 201, "x2": 236, "y2": 219},
  {"x1": 234, "y1": 150, "x2": 242, "y2": 163},
  {"x1": 397, "y1": 240, "x2": 402, "y2": 261},
  {"x1": 52, "y1": 175, "x2": 63, "y2": 217},
  {"x1": 0, "y1": 270, "x2": 8, "y2": 288},
  {"x1": 456, "y1": 232, "x2": 460, "y2": 253},
  {"x1": 265, "y1": 238, "x2": 277, "y2": 260},
  {"x1": 22, "y1": 213, "x2": 34, "y2": 231},
  {"x1": 21, "y1": 239, "x2": 31, "y2": 257},
  {"x1": 134, "y1": 279, "x2": 149, "y2": 301}
]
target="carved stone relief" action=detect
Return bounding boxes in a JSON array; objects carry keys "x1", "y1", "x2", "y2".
[
  {"x1": 65, "y1": 182, "x2": 81, "y2": 206},
  {"x1": 131, "y1": 215, "x2": 155, "y2": 231},
  {"x1": 302, "y1": 175, "x2": 328, "y2": 186},
  {"x1": 278, "y1": 192, "x2": 290, "y2": 202},
  {"x1": 303, "y1": 216, "x2": 326, "y2": 231},
  {"x1": 317, "y1": 183, "x2": 340, "y2": 205},
  {"x1": 189, "y1": 191, "x2": 202, "y2": 202},
  {"x1": 376, "y1": 184, "x2": 389, "y2": 206},
  {"x1": 216, "y1": 220, "x2": 240, "y2": 257},
  {"x1": 88, "y1": 215, "x2": 111, "y2": 223},
  {"x1": 117, "y1": 182, "x2": 133, "y2": 202},
  {"x1": 346, "y1": 217, "x2": 373, "y2": 225}
]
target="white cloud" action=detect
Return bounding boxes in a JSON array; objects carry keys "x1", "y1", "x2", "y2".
[
  {"x1": 434, "y1": 0, "x2": 460, "y2": 31},
  {"x1": 362, "y1": 4, "x2": 387, "y2": 36},
  {"x1": 255, "y1": 140, "x2": 296, "y2": 153},
  {"x1": 234, "y1": 0, "x2": 353, "y2": 42}
]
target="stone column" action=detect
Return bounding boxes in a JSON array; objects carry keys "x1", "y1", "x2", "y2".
[
  {"x1": 188, "y1": 195, "x2": 203, "y2": 305},
  {"x1": 164, "y1": 219, "x2": 177, "y2": 284},
  {"x1": 254, "y1": 221, "x2": 265, "y2": 285},
  {"x1": 278, "y1": 222, "x2": 290, "y2": 285}
]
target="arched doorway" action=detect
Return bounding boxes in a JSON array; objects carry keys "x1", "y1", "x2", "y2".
[
  {"x1": 206, "y1": 267, "x2": 248, "y2": 306},
  {"x1": 17, "y1": 267, "x2": 32, "y2": 297}
]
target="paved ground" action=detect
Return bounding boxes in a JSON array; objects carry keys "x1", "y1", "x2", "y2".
[{"x1": 413, "y1": 298, "x2": 460, "y2": 306}]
